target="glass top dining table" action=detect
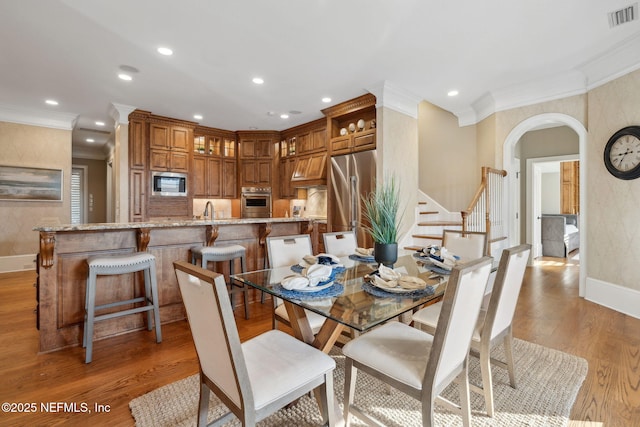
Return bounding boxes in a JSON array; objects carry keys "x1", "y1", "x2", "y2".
[{"x1": 231, "y1": 253, "x2": 448, "y2": 352}]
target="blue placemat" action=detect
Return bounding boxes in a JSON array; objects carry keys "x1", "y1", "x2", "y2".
[
  {"x1": 361, "y1": 281, "x2": 435, "y2": 298},
  {"x1": 291, "y1": 264, "x2": 346, "y2": 274},
  {"x1": 274, "y1": 282, "x2": 344, "y2": 300},
  {"x1": 348, "y1": 254, "x2": 377, "y2": 263}
]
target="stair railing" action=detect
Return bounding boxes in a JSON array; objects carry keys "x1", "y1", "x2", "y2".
[{"x1": 461, "y1": 167, "x2": 508, "y2": 251}]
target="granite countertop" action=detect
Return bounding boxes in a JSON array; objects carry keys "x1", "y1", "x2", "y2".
[{"x1": 33, "y1": 217, "x2": 317, "y2": 232}]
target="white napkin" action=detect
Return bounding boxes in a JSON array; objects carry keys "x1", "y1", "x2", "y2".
[
  {"x1": 373, "y1": 264, "x2": 427, "y2": 290},
  {"x1": 281, "y1": 264, "x2": 332, "y2": 290},
  {"x1": 302, "y1": 264, "x2": 333, "y2": 286},
  {"x1": 440, "y1": 247, "x2": 458, "y2": 267},
  {"x1": 355, "y1": 247, "x2": 374, "y2": 256},
  {"x1": 302, "y1": 253, "x2": 340, "y2": 265}
]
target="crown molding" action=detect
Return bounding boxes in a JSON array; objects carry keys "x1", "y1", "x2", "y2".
[
  {"x1": 0, "y1": 104, "x2": 77, "y2": 130},
  {"x1": 367, "y1": 81, "x2": 422, "y2": 119},
  {"x1": 454, "y1": 32, "x2": 640, "y2": 126},
  {"x1": 109, "y1": 103, "x2": 137, "y2": 125}
]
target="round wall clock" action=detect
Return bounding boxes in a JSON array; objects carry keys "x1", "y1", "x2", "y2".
[{"x1": 603, "y1": 126, "x2": 640, "y2": 180}]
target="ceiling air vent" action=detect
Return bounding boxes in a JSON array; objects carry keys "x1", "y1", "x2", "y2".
[{"x1": 608, "y1": 3, "x2": 638, "y2": 28}]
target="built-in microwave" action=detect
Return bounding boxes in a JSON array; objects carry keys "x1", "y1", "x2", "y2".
[{"x1": 151, "y1": 171, "x2": 187, "y2": 197}]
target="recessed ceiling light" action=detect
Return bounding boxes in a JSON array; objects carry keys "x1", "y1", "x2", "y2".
[
  {"x1": 322, "y1": 97, "x2": 332, "y2": 103},
  {"x1": 193, "y1": 114, "x2": 203, "y2": 120},
  {"x1": 252, "y1": 77, "x2": 264, "y2": 85},
  {"x1": 447, "y1": 90, "x2": 459, "y2": 97},
  {"x1": 118, "y1": 73, "x2": 132, "y2": 81},
  {"x1": 86, "y1": 138, "x2": 95, "y2": 143},
  {"x1": 280, "y1": 114, "x2": 289, "y2": 119},
  {"x1": 45, "y1": 99, "x2": 59, "y2": 106},
  {"x1": 157, "y1": 47, "x2": 173, "y2": 56},
  {"x1": 95, "y1": 121, "x2": 105, "y2": 126},
  {"x1": 248, "y1": 126, "x2": 258, "y2": 130},
  {"x1": 266, "y1": 111, "x2": 276, "y2": 116},
  {"x1": 289, "y1": 110, "x2": 302, "y2": 115}
]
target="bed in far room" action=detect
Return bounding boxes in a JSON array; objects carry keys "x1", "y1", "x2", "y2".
[{"x1": 541, "y1": 214, "x2": 579, "y2": 257}]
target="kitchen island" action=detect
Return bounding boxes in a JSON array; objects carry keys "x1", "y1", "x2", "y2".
[{"x1": 33, "y1": 217, "x2": 315, "y2": 353}]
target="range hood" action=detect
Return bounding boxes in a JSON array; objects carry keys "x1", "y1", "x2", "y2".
[{"x1": 291, "y1": 152, "x2": 327, "y2": 187}]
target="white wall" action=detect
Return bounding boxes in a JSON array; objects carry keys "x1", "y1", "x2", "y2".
[{"x1": 541, "y1": 171, "x2": 560, "y2": 214}]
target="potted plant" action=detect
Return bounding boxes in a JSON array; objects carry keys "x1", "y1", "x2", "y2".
[{"x1": 362, "y1": 175, "x2": 404, "y2": 267}]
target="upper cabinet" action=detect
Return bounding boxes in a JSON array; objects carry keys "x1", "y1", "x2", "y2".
[
  {"x1": 321, "y1": 93, "x2": 377, "y2": 156},
  {"x1": 279, "y1": 118, "x2": 327, "y2": 197},
  {"x1": 127, "y1": 110, "x2": 197, "y2": 221},
  {"x1": 148, "y1": 120, "x2": 194, "y2": 172},
  {"x1": 193, "y1": 127, "x2": 237, "y2": 199},
  {"x1": 237, "y1": 131, "x2": 278, "y2": 187}
]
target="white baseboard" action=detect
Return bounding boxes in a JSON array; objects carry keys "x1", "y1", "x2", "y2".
[
  {"x1": 0, "y1": 254, "x2": 37, "y2": 273},
  {"x1": 585, "y1": 277, "x2": 640, "y2": 320}
]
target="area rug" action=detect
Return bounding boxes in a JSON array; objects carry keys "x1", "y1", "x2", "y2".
[{"x1": 130, "y1": 338, "x2": 588, "y2": 426}]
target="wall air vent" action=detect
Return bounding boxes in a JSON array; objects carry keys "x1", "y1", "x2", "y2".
[{"x1": 608, "y1": 3, "x2": 638, "y2": 28}]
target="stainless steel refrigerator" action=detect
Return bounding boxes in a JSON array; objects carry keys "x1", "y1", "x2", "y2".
[{"x1": 329, "y1": 150, "x2": 377, "y2": 247}]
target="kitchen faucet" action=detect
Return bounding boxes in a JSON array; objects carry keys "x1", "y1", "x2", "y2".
[{"x1": 203, "y1": 201, "x2": 214, "y2": 220}]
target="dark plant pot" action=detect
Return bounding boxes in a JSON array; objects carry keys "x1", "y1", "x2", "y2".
[{"x1": 374, "y1": 242, "x2": 398, "y2": 268}]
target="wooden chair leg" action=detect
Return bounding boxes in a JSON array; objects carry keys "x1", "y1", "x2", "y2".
[
  {"x1": 458, "y1": 367, "x2": 472, "y2": 427},
  {"x1": 343, "y1": 359, "x2": 357, "y2": 427},
  {"x1": 480, "y1": 344, "x2": 495, "y2": 417},
  {"x1": 504, "y1": 331, "x2": 516, "y2": 387},
  {"x1": 197, "y1": 379, "x2": 210, "y2": 427}
]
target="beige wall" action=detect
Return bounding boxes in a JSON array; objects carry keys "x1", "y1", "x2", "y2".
[
  {"x1": 377, "y1": 106, "x2": 419, "y2": 240},
  {"x1": 418, "y1": 101, "x2": 478, "y2": 212},
  {"x1": 0, "y1": 121, "x2": 71, "y2": 256},
  {"x1": 72, "y1": 157, "x2": 107, "y2": 223},
  {"x1": 586, "y1": 69, "x2": 640, "y2": 291}
]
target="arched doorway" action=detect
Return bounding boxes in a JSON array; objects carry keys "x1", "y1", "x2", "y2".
[{"x1": 503, "y1": 113, "x2": 587, "y2": 296}]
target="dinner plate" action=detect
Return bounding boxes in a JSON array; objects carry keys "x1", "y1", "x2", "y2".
[
  {"x1": 296, "y1": 281, "x2": 334, "y2": 293},
  {"x1": 370, "y1": 276, "x2": 417, "y2": 293},
  {"x1": 371, "y1": 281, "x2": 416, "y2": 294}
]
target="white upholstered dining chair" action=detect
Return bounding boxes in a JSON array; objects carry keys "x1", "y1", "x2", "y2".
[
  {"x1": 265, "y1": 234, "x2": 326, "y2": 334},
  {"x1": 323, "y1": 230, "x2": 357, "y2": 256},
  {"x1": 174, "y1": 260, "x2": 336, "y2": 427},
  {"x1": 442, "y1": 229, "x2": 488, "y2": 262},
  {"x1": 412, "y1": 244, "x2": 531, "y2": 417},
  {"x1": 342, "y1": 256, "x2": 493, "y2": 427}
]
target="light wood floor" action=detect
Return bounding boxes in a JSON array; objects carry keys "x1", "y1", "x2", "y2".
[{"x1": 1, "y1": 255, "x2": 638, "y2": 426}]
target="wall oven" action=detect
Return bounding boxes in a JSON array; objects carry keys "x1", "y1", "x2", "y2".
[
  {"x1": 241, "y1": 187, "x2": 272, "y2": 218},
  {"x1": 151, "y1": 171, "x2": 188, "y2": 197}
]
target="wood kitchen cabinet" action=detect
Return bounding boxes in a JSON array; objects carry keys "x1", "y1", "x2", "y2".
[
  {"x1": 149, "y1": 123, "x2": 191, "y2": 172},
  {"x1": 240, "y1": 159, "x2": 271, "y2": 186},
  {"x1": 279, "y1": 157, "x2": 297, "y2": 198},
  {"x1": 192, "y1": 128, "x2": 237, "y2": 198},
  {"x1": 322, "y1": 93, "x2": 377, "y2": 156},
  {"x1": 129, "y1": 116, "x2": 147, "y2": 170},
  {"x1": 127, "y1": 110, "x2": 197, "y2": 221},
  {"x1": 278, "y1": 119, "x2": 327, "y2": 196},
  {"x1": 238, "y1": 131, "x2": 278, "y2": 188}
]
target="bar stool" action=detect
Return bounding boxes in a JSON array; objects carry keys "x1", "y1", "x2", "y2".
[
  {"x1": 83, "y1": 252, "x2": 163, "y2": 363},
  {"x1": 191, "y1": 244, "x2": 250, "y2": 319}
]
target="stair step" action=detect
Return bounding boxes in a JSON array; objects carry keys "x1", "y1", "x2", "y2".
[
  {"x1": 412, "y1": 234, "x2": 443, "y2": 240},
  {"x1": 419, "y1": 211, "x2": 439, "y2": 215},
  {"x1": 418, "y1": 201, "x2": 427, "y2": 205},
  {"x1": 417, "y1": 221, "x2": 462, "y2": 227}
]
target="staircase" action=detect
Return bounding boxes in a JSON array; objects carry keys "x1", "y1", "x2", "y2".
[
  {"x1": 402, "y1": 193, "x2": 463, "y2": 252},
  {"x1": 401, "y1": 167, "x2": 508, "y2": 255}
]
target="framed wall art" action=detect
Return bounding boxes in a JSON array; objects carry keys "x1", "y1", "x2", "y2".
[{"x1": 0, "y1": 165, "x2": 63, "y2": 201}]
